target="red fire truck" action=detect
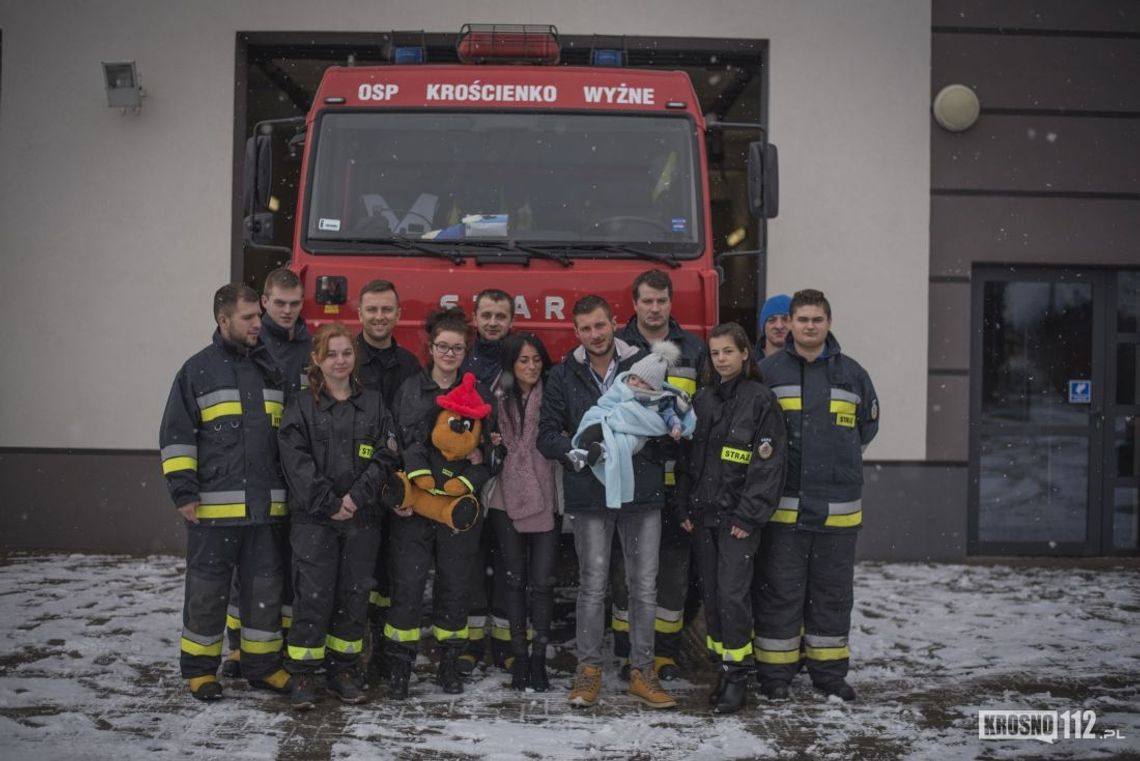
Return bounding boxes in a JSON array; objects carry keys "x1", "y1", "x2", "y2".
[{"x1": 244, "y1": 25, "x2": 777, "y2": 358}]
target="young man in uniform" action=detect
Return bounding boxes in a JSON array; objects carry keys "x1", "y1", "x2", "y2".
[
  {"x1": 221, "y1": 269, "x2": 312, "y2": 678},
  {"x1": 755, "y1": 293, "x2": 791, "y2": 360},
  {"x1": 354, "y1": 279, "x2": 421, "y2": 683},
  {"x1": 755, "y1": 289, "x2": 879, "y2": 702},
  {"x1": 159, "y1": 284, "x2": 292, "y2": 701},
  {"x1": 458, "y1": 288, "x2": 516, "y2": 674},
  {"x1": 610, "y1": 270, "x2": 705, "y2": 681},
  {"x1": 538, "y1": 295, "x2": 676, "y2": 709}
]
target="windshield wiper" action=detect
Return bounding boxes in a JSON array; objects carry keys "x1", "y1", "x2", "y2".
[
  {"x1": 541, "y1": 242, "x2": 680, "y2": 269},
  {"x1": 439, "y1": 239, "x2": 573, "y2": 267},
  {"x1": 336, "y1": 235, "x2": 465, "y2": 265}
]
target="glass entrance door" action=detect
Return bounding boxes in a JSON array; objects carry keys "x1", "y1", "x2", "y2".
[{"x1": 969, "y1": 267, "x2": 1139, "y2": 556}]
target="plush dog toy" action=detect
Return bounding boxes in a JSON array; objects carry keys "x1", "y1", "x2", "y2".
[{"x1": 384, "y1": 372, "x2": 498, "y2": 531}]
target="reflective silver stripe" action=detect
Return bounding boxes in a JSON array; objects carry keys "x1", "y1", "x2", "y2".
[
  {"x1": 262, "y1": 389, "x2": 285, "y2": 404},
  {"x1": 196, "y1": 389, "x2": 241, "y2": 409},
  {"x1": 805, "y1": 634, "x2": 848, "y2": 648},
  {"x1": 490, "y1": 615, "x2": 509, "y2": 629},
  {"x1": 161, "y1": 444, "x2": 198, "y2": 460},
  {"x1": 467, "y1": 614, "x2": 487, "y2": 628},
  {"x1": 182, "y1": 627, "x2": 223, "y2": 646},
  {"x1": 755, "y1": 635, "x2": 801, "y2": 650},
  {"x1": 270, "y1": 489, "x2": 287, "y2": 502},
  {"x1": 664, "y1": 460, "x2": 675, "y2": 476},
  {"x1": 656, "y1": 607, "x2": 683, "y2": 624},
  {"x1": 298, "y1": 373, "x2": 308, "y2": 389},
  {"x1": 226, "y1": 604, "x2": 240, "y2": 618},
  {"x1": 828, "y1": 499, "x2": 862, "y2": 515},
  {"x1": 830, "y1": 388, "x2": 861, "y2": 405},
  {"x1": 772, "y1": 385, "x2": 801, "y2": 399},
  {"x1": 241, "y1": 627, "x2": 281, "y2": 643},
  {"x1": 778, "y1": 496, "x2": 800, "y2": 509},
  {"x1": 199, "y1": 490, "x2": 246, "y2": 504},
  {"x1": 281, "y1": 605, "x2": 293, "y2": 618},
  {"x1": 612, "y1": 607, "x2": 629, "y2": 623}
]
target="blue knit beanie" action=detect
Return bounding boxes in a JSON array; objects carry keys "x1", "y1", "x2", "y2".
[{"x1": 758, "y1": 293, "x2": 792, "y2": 329}]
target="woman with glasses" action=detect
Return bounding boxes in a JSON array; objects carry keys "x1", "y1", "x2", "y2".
[{"x1": 383, "y1": 307, "x2": 498, "y2": 699}]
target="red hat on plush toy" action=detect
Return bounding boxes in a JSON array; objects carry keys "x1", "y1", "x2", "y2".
[{"x1": 437, "y1": 372, "x2": 492, "y2": 419}]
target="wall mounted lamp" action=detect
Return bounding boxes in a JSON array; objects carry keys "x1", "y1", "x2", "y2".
[
  {"x1": 932, "y1": 84, "x2": 980, "y2": 132},
  {"x1": 103, "y1": 61, "x2": 145, "y2": 112}
]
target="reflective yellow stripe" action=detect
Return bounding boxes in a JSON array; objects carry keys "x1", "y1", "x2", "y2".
[
  {"x1": 195, "y1": 503, "x2": 247, "y2": 519},
  {"x1": 225, "y1": 615, "x2": 241, "y2": 631},
  {"x1": 669, "y1": 376, "x2": 696, "y2": 395},
  {"x1": 490, "y1": 625, "x2": 511, "y2": 642},
  {"x1": 805, "y1": 645, "x2": 851, "y2": 661},
  {"x1": 162, "y1": 456, "x2": 198, "y2": 474},
  {"x1": 778, "y1": 397, "x2": 802, "y2": 411},
  {"x1": 468, "y1": 627, "x2": 485, "y2": 641},
  {"x1": 181, "y1": 637, "x2": 223, "y2": 657},
  {"x1": 432, "y1": 625, "x2": 468, "y2": 641},
  {"x1": 326, "y1": 635, "x2": 363, "y2": 655},
  {"x1": 722, "y1": 643, "x2": 753, "y2": 662},
  {"x1": 824, "y1": 511, "x2": 863, "y2": 528},
  {"x1": 201, "y1": 402, "x2": 243, "y2": 422},
  {"x1": 281, "y1": 616, "x2": 293, "y2": 629},
  {"x1": 384, "y1": 623, "x2": 420, "y2": 642},
  {"x1": 369, "y1": 591, "x2": 391, "y2": 607},
  {"x1": 288, "y1": 644, "x2": 325, "y2": 661},
  {"x1": 241, "y1": 637, "x2": 283, "y2": 654},
  {"x1": 264, "y1": 400, "x2": 284, "y2": 427},
  {"x1": 269, "y1": 502, "x2": 289, "y2": 517},
  {"x1": 770, "y1": 509, "x2": 798, "y2": 524},
  {"x1": 755, "y1": 648, "x2": 801, "y2": 664},
  {"x1": 611, "y1": 617, "x2": 630, "y2": 633},
  {"x1": 664, "y1": 471, "x2": 676, "y2": 486},
  {"x1": 457, "y1": 476, "x2": 475, "y2": 493},
  {"x1": 829, "y1": 400, "x2": 857, "y2": 415},
  {"x1": 705, "y1": 636, "x2": 724, "y2": 655},
  {"x1": 654, "y1": 617, "x2": 684, "y2": 634},
  {"x1": 406, "y1": 469, "x2": 431, "y2": 481},
  {"x1": 720, "y1": 446, "x2": 752, "y2": 464}
]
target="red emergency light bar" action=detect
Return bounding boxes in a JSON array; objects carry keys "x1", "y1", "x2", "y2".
[{"x1": 456, "y1": 23, "x2": 560, "y2": 65}]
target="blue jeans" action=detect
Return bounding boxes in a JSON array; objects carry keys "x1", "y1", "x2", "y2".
[{"x1": 569, "y1": 509, "x2": 661, "y2": 671}]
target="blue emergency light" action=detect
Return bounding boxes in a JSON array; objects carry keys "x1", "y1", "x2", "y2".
[
  {"x1": 394, "y1": 46, "x2": 426, "y2": 64},
  {"x1": 591, "y1": 49, "x2": 625, "y2": 67}
]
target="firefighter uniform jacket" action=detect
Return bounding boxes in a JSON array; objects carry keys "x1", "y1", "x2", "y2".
[
  {"x1": 356, "y1": 334, "x2": 421, "y2": 411},
  {"x1": 260, "y1": 315, "x2": 312, "y2": 398},
  {"x1": 537, "y1": 339, "x2": 666, "y2": 514},
  {"x1": 675, "y1": 374, "x2": 787, "y2": 533},
  {"x1": 159, "y1": 330, "x2": 288, "y2": 525},
  {"x1": 277, "y1": 386, "x2": 399, "y2": 526},
  {"x1": 758, "y1": 333, "x2": 879, "y2": 532}
]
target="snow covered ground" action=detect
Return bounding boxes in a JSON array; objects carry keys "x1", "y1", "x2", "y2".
[{"x1": 1, "y1": 553, "x2": 1138, "y2": 760}]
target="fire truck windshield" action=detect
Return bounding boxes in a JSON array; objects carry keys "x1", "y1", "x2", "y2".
[{"x1": 304, "y1": 111, "x2": 702, "y2": 257}]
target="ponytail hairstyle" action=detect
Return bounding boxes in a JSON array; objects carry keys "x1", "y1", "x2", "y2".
[
  {"x1": 307, "y1": 322, "x2": 359, "y2": 400},
  {"x1": 497, "y1": 332, "x2": 552, "y2": 427},
  {"x1": 701, "y1": 322, "x2": 764, "y2": 386},
  {"x1": 423, "y1": 306, "x2": 471, "y2": 369}
]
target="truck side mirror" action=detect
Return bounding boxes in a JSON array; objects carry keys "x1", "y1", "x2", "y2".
[
  {"x1": 747, "y1": 141, "x2": 779, "y2": 219},
  {"x1": 243, "y1": 212, "x2": 275, "y2": 247},
  {"x1": 243, "y1": 134, "x2": 273, "y2": 213}
]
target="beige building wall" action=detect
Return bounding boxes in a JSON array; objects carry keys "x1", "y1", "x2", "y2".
[{"x1": 0, "y1": 0, "x2": 930, "y2": 459}]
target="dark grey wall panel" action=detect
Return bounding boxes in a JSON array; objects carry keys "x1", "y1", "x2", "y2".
[
  {"x1": 929, "y1": 281, "x2": 971, "y2": 369},
  {"x1": 933, "y1": 116, "x2": 1140, "y2": 193},
  {"x1": 0, "y1": 450, "x2": 182, "y2": 555},
  {"x1": 930, "y1": 196, "x2": 1140, "y2": 277},
  {"x1": 933, "y1": 35, "x2": 1140, "y2": 112},
  {"x1": 934, "y1": 0, "x2": 1140, "y2": 34},
  {"x1": 858, "y1": 463, "x2": 968, "y2": 562},
  {"x1": 927, "y1": 375, "x2": 970, "y2": 461}
]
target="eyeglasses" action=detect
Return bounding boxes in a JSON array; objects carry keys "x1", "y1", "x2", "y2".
[{"x1": 432, "y1": 342, "x2": 467, "y2": 356}]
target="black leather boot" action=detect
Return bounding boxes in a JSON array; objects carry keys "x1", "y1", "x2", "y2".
[
  {"x1": 509, "y1": 640, "x2": 529, "y2": 690},
  {"x1": 387, "y1": 648, "x2": 413, "y2": 700},
  {"x1": 436, "y1": 645, "x2": 464, "y2": 694},
  {"x1": 528, "y1": 643, "x2": 550, "y2": 692},
  {"x1": 707, "y1": 667, "x2": 726, "y2": 706},
  {"x1": 713, "y1": 665, "x2": 749, "y2": 714}
]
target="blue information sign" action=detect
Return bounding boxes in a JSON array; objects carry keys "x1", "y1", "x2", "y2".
[{"x1": 1068, "y1": 380, "x2": 1091, "y2": 404}]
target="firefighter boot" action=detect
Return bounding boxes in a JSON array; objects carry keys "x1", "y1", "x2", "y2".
[
  {"x1": 221, "y1": 649, "x2": 242, "y2": 679},
  {"x1": 386, "y1": 647, "x2": 413, "y2": 701},
  {"x1": 707, "y1": 668, "x2": 726, "y2": 706},
  {"x1": 188, "y1": 675, "x2": 223, "y2": 702},
  {"x1": 814, "y1": 678, "x2": 856, "y2": 702},
  {"x1": 628, "y1": 666, "x2": 677, "y2": 709},
  {"x1": 366, "y1": 628, "x2": 391, "y2": 686},
  {"x1": 713, "y1": 664, "x2": 750, "y2": 715},
  {"x1": 328, "y1": 668, "x2": 367, "y2": 705},
  {"x1": 509, "y1": 638, "x2": 528, "y2": 690},
  {"x1": 290, "y1": 673, "x2": 317, "y2": 712},
  {"x1": 760, "y1": 679, "x2": 791, "y2": 701},
  {"x1": 528, "y1": 643, "x2": 550, "y2": 693},
  {"x1": 436, "y1": 644, "x2": 464, "y2": 695},
  {"x1": 654, "y1": 655, "x2": 681, "y2": 681},
  {"x1": 248, "y1": 669, "x2": 291, "y2": 694}
]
